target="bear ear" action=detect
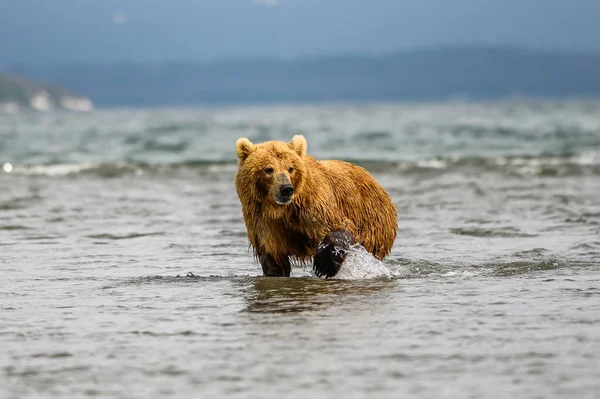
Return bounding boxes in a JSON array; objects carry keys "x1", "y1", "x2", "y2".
[
  {"x1": 235, "y1": 138, "x2": 256, "y2": 162},
  {"x1": 288, "y1": 135, "x2": 307, "y2": 157}
]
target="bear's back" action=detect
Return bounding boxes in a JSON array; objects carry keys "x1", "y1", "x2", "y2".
[{"x1": 310, "y1": 158, "x2": 398, "y2": 260}]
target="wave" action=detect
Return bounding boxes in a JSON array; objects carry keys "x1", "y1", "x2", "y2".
[
  {"x1": 2, "y1": 152, "x2": 600, "y2": 177},
  {"x1": 351, "y1": 152, "x2": 600, "y2": 176},
  {"x1": 100, "y1": 257, "x2": 581, "y2": 284},
  {"x1": 0, "y1": 160, "x2": 238, "y2": 177},
  {"x1": 389, "y1": 257, "x2": 568, "y2": 278}
]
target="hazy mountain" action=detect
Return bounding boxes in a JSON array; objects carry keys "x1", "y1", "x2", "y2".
[
  {"x1": 0, "y1": 74, "x2": 93, "y2": 113},
  {"x1": 7, "y1": 47, "x2": 600, "y2": 107}
]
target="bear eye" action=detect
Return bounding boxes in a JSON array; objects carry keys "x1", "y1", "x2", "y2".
[
  {"x1": 288, "y1": 167, "x2": 294, "y2": 173},
  {"x1": 264, "y1": 167, "x2": 274, "y2": 174}
]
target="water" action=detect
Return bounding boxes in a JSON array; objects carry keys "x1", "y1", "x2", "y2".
[
  {"x1": 334, "y1": 244, "x2": 392, "y2": 280},
  {"x1": 1, "y1": 101, "x2": 600, "y2": 398}
]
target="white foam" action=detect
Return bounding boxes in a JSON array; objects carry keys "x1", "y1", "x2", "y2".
[
  {"x1": 332, "y1": 244, "x2": 392, "y2": 280},
  {"x1": 29, "y1": 91, "x2": 52, "y2": 111},
  {"x1": 10, "y1": 163, "x2": 96, "y2": 176},
  {"x1": 2, "y1": 162, "x2": 13, "y2": 173},
  {"x1": 60, "y1": 96, "x2": 94, "y2": 112}
]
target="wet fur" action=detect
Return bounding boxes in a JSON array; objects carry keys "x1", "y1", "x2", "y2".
[{"x1": 235, "y1": 135, "x2": 397, "y2": 277}]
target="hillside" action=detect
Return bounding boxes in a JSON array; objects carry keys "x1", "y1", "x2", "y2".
[
  {"x1": 0, "y1": 74, "x2": 93, "y2": 113},
  {"x1": 7, "y1": 47, "x2": 600, "y2": 107}
]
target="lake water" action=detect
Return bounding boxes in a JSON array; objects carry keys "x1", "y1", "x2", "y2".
[{"x1": 1, "y1": 101, "x2": 599, "y2": 398}]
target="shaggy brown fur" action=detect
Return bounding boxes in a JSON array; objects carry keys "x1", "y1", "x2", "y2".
[{"x1": 235, "y1": 135, "x2": 397, "y2": 277}]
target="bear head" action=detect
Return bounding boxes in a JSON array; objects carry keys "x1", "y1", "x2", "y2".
[{"x1": 235, "y1": 135, "x2": 308, "y2": 207}]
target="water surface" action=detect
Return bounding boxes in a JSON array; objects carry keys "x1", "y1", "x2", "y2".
[{"x1": 1, "y1": 102, "x2": 599, "y2": 398}]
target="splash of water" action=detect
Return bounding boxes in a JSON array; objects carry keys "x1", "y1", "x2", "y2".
[{"x1": 331, "y1": 244, "x2": 392, "y2": 280}]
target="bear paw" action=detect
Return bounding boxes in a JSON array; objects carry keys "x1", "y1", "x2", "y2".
[{"x1": 313, "y1": 230, "x2": 354, "y2": 278}]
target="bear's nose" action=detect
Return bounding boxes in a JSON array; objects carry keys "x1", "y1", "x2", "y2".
[{"x1": 280, "y1": 184, "x2": 294, "y2": 197}]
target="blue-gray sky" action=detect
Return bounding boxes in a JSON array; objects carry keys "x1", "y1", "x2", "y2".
[{"x1": 1, "y1": 0, "x2": 599, "y2": 66}]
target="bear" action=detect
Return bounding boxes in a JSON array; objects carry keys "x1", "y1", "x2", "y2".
[{"x1": 235, "y1": 134, "x2": 397, "y2": 278}]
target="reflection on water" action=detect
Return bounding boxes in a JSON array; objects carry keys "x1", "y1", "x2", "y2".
[{"x1": 242, "y1": 277, "x2": 398, "y2": 314}]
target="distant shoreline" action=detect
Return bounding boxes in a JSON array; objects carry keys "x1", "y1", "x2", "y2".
[
  {"x1": 88, "y1": 97, "x2": 600, "y2": 112},
  {"x1": 5, "y1": 46, "x2": 600, "y2": 109},
  {"x1": 0, "y1": 74, "x2": 93, "y2": 113}
]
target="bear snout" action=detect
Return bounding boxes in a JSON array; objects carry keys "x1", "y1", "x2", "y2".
[
  {"x1": 280, "y1": 184, "x2": 294, "y2": 197},
  {"x1": 274, "y1": 182, "x2": 294, "y2": 205}
]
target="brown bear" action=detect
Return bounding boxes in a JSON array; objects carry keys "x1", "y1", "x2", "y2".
[{"x1": 235, "y1": 135, "x2": 397, "y2": 278}]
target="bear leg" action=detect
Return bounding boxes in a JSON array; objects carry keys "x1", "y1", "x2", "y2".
[
  {"x1": 259, "y1": 253, "x2": 291, "y2": 277},
  {"x1": 313, "y1": 229, "x2": 356, "y2": 278}
]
